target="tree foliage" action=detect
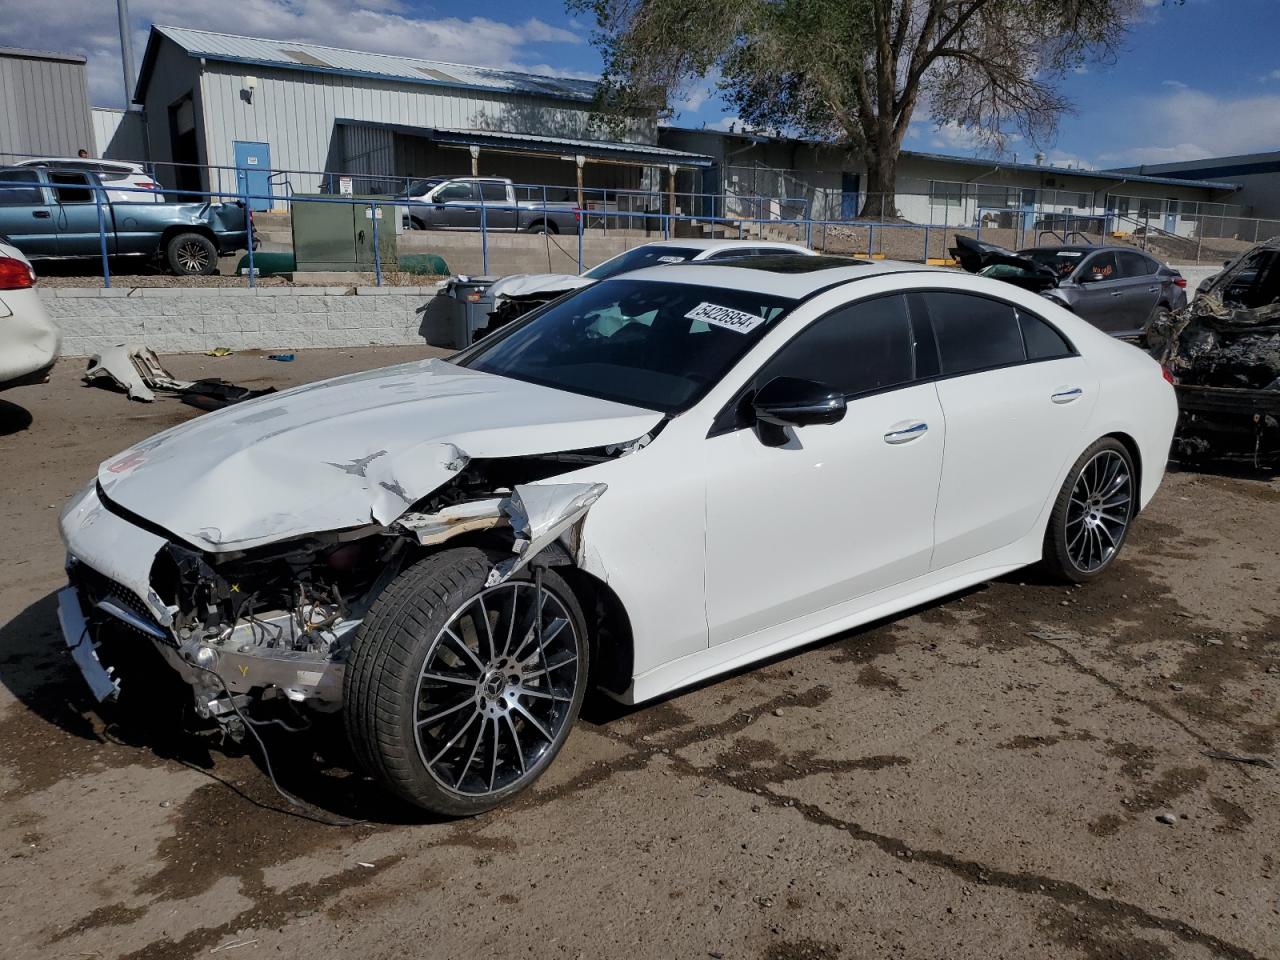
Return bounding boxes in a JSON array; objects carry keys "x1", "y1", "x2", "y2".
[{"x1": 570, "y1": 0, "x2": 1144, "y2": 216}]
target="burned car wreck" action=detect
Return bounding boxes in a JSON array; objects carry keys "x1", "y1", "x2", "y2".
[{"x1": 1145, "y1": 240, "x2": 1280, "y2": 466}]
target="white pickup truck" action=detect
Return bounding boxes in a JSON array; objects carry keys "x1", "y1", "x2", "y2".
[{"x1": 397, "y1": 177, "x2": 580, "y2": 234}]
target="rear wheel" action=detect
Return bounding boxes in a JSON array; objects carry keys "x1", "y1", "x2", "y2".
[
  {"x1": 1041, "y1": 438, "x2": 1136, "y2": 583},
  {"x1": 525, "y1": 221, "x2": 557, "y2": 235},
  {"x1": 165, "y1": 232, "x2": 217, "y2": 276},
  {"x1": 344, "y1": 548, "x2": 588, "y2": 816}
]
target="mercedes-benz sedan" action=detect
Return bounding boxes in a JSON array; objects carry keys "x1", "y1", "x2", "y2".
[{"x1": 57, "y1": 256, "x2": 1177, "y2": 815}]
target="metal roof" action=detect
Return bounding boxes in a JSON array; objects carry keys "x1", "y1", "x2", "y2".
[
  {"x1": 659, "y1": 126, "x2": 1241, "y2": 192},
  {"x1": 337, "y1": 119, "x2": 713, "y2": 168},
  {"x1": 0, "y1": 47, "x2": 86, "y2": 65},
  {"x1": 135, "y1": 25, "x2": 599, "y2": 104}
]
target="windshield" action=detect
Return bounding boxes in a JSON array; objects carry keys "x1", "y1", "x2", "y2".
[
  {"x1": 583, "y1": 246, "x2": 702, "y2": 280},
  {"x1": 1019, "y1": 249, "x2": 1087, "y2": 278},
  {"x1": 458, "y1": 278, "x2": 795, "y2": 413}
]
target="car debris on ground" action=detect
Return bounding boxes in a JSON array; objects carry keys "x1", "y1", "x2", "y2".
[
  {"x1": 82, "y1": 343, "x2": 275, "y2": 410},
  {"x1": 1145, "y1": 239, "x2": 1280, "y2": 466}
]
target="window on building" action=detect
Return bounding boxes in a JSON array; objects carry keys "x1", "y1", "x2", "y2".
[{"x1": 930, "y1": 181, "x2": 963, "y2": 208}]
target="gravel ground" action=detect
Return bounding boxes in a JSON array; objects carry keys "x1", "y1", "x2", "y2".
[{"x1": 0, "y1": 347, "x2": 1277, "y2": 960}]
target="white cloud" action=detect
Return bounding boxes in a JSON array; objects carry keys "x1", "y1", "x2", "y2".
[
  {"x1": 1094, "y1": 87, "x2": 1280, "y2": 166},
  {"x1": 1161, "y1": 79, "x2": 1188, "y2": 89},
  {"x1": 0, "y1": 0, "x2": 585, "y2": 107}
]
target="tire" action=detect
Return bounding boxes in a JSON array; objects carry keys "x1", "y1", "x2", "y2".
[
  {"x1": 165, "y1": 232, "x2": 217, "y2": 276},
  {"x1": 344, "y1": 547, "x2": 589, "y2": 816},
  {"x1": 525, "y1": 221, "x2": 557, "y2": 235},
  {"x1": 1040, "y1": 438, "x2": 1137, "y2": 583},
  {"x1": 408, "y1": 217, "x2": 426, "y2": 231}
]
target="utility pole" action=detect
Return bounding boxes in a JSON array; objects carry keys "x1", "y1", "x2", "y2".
[{"x1": 117, "y1": 0, "x2": 137, "y2": 109}]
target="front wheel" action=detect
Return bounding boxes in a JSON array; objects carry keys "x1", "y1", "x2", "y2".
[
  {"x1": 165, "y1": 232, "x2": 217, "y2": 275},
  {"x1": 344, "y1": 548, "x2": 588, "y2": 816},
  {"x1": 1040, "y1": 438, "x2": 1136, "y2": 583}
]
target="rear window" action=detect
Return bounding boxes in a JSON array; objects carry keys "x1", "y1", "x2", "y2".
[
  {"x1": 1019, "y1": 311, "x2": 1074, "y2": 360},
  {"x1": 1117, "y1": 251, "x2": 1155, "y2": 278},
  {"x1": 583, "y1": 246, "x2": 701, "y2": 280},
  {"x1": 919, "y1": 292, "x2": 1024, "y2": 375}
]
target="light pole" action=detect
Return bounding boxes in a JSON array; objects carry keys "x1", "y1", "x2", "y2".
[{"x1": 117, "y1": 0, "x2": 136, "y2": 109}]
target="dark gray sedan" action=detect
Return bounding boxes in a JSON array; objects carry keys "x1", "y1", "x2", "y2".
[{"x1": 952, "y1": 237, "x2": 1187, "y2": 338}]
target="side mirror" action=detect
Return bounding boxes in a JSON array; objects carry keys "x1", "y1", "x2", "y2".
[
  {"x1": 1082, "y1": 271, "x2": 1106, "y2": 283},
  {"x1": 752, "y1": 376, "x2": 846, "y2": 446}
]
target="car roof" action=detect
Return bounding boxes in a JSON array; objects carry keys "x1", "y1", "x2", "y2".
[
  {"x1": 15, "y1": 157, "x2": 141, "y2": 170},
  {"x1": 640, "y1": 238, "x2": 813, "y2": 253},
  {"x1": 619, "y1": 256, "x2": 941, "y2": 299}
]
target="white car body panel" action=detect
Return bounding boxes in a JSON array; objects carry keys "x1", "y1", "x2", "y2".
[
  {"x1": 0, "y1": 242, "x2": 60, "y2": 389},
  {"x1": 96, "y1": 357, "x2": 662, "y2": 553},
  {"x1": 488, "y1": 239, "x2": 815, "y2": 306},
  {"x1": 60, "y1": 260, "x2": 1178, "y2": 711}
]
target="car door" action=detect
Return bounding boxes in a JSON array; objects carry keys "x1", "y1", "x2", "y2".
[
  {"x1": 702, "y1": 292, "x2": 946, "y2": 646},
  {"x1": 922, "y1": 290, "x2": 1098, "y2": 571},
  {"x1": 49, "y1": 171, "x2": 114, "y2": 256},
  {"x1": 1070, "y1": 251, "x2": 1124, "y2": 332},
  {"x1": 435, "y1": 181, "x2": 481, "y2": 229},
  {"x1": 1113, "y1": 250, "x2": 1164, "y2": 335},
  {"x1": 0, "y1": 170, "x2": 59, "y2": 256},
  {"x1": 477, "y1": 181, "x2": 517, "y2": 231}
]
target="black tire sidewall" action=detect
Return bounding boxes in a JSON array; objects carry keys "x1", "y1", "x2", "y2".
[
  {"x1": 1043, "y1": 437, "x2": 1136, "y2": 583},
  {"x1": 344, "y1": 548, "x2": 589, "y2": 816}
]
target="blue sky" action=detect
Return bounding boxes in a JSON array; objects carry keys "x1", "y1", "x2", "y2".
[{"x1": 4, "y1": 0, "x2": 1278, "y2": 169}]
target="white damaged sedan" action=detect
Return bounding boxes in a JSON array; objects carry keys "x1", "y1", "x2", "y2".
[{"x1": 58, "y1": 255, "x2": 1177, "y2": 815}]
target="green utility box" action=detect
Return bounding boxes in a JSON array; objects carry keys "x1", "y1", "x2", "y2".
[{"x1": 291, "y1": 195, "x2": 398, "y2": 272}]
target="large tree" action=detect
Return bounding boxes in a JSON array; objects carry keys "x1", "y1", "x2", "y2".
[{"x1": 571, "y1": 0, "x2": 1142, "y2": 218}]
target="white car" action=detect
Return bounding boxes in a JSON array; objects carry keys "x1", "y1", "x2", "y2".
[
  {"x1": 0, "y1": 241, "x2": 60, "y2": 390},
  {"x1": 15, "y1": 158, "x2": 164, "y2": 203},
  {"x1": 57, "y1": 256, "x2": 1176, "y2": 815},
  {"x1": 484, "y1": 238, "x2": 815, "y2": 330}
]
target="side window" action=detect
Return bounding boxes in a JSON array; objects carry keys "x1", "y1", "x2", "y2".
[
  {"x1": 756, "y1": 294, "x2": 915, "y2": 397},
  {"x1": 0, "y1": 170, "x2": 43, "y2": 205},
  {"x1": 1116, "y1": 250, "x2": 1154, "y2": 279},
  {"x1": 434, "y1": 181, "x2": 477, "y2": 201},
  {"x1": 478, "y1": 182, "x2": 507, "y2": 202},
  {"x1": 1019, "y1": 310, "x2": 1074, "y2": 361},
  {"x1": 1082, "y1": 251, "x2": 1119, "y2": 281},
  {"x1": 50, "y1": 172, "x2": 94, "y2": 204},
  {"x1": 922, "y1": 291, "x2": 1024, "y2": 375}
]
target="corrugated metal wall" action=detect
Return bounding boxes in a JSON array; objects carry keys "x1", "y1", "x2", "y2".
[
  {"x1": 0, "y1": 52, "x2": 94, "y2": 160},
  {"x1": 196, "y1": 59, "x2": 653, "y2": 197},
  {"x1": 91, "y1": 108, "x2": 148, "y2": 161}
]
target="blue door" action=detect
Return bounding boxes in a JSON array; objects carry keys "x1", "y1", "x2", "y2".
[
  {"x1": 233, "y1": 141, "x2": 271, "y2": 211},
  {"x1": 840, "y1": 172, "x2": 860, "y2": 219}
]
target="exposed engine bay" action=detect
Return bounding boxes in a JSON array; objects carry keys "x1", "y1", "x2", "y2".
[
  {"x1": 59, "y1": 440, "x2": 634, "y2": 741},
  {"x1": 1146, "y1": 240, "x2": 1280, "y2": 466}
]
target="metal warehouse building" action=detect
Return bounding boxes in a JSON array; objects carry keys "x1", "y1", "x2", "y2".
[
  {"x1": 0, "y1": 47, "x2": 94, "y2": 161},
  {"x1": 131, "y1": 25, "x2": 710, "y2": 209}
]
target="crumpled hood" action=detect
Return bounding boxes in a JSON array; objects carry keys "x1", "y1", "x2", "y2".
[
  {"x1": 489, "y1": 273, "x2": 593, "y2": 302},
  {"x1": 97, "y1": 358, "x2": 662, "y2": 553}
]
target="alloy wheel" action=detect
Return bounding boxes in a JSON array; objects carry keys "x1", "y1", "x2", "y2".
[
  {"x1": 1065, "y1": 449, "x2": 1132, "y2": 573},
  {"x1": 413, "y1": 581, "x2": 580, "y2": 797},
  {"x1": 176, "y1": 241, "x2": 210, "y2": 273}
]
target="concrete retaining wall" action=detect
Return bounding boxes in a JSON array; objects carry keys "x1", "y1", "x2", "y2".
[{"x1": 40, "y1": 286, "x2": 446, "y2": 358}]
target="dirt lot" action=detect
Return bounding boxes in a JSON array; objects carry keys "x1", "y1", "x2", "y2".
[{"x1": 0, "y1": 347, "x2": 1276, "y2": 960}]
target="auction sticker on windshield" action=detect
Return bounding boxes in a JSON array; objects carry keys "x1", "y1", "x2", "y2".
[{"x1": 686, "y1": 301, "x2": 766, "y2": 333}]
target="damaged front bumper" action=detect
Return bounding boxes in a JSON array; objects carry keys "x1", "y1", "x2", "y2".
[
  {"x1": 1171, "y1": 384, "x2": 1280, "y2": 465},
  {"x1": 56, "y1": 477, "x2": 607, "y2": 722}
]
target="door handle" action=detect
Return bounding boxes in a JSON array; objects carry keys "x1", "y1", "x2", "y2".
[
  {"x1": 1051, "y1": 386, "x2": 1083, "y2": 404},
  {"x1": 883, "y1": 421, "x2": 928, "y2": 444},
  {"x1": 1110, "y1": 291, "x2": 1123, "y2": 297},
  {"x1": 1148, "y1": 285, "x2": 1159, "y2": 292},
  {"x1": 32, "y1": 210, "x2": 50, "y2": 219}
]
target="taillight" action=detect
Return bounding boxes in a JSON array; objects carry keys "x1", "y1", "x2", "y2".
[
  {"x1": 137, "y1": 180, "x2": 156, "y2": 190},
  {"x1": 1173, "y1": 276, "x2": 1187, "y2": 288},
  {"x1": 1161, "y1": 366, "x2": 1177, "y2": 385},
  {"x1": 0, "y1": 256, "x2": 35, "y2": 290}
]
